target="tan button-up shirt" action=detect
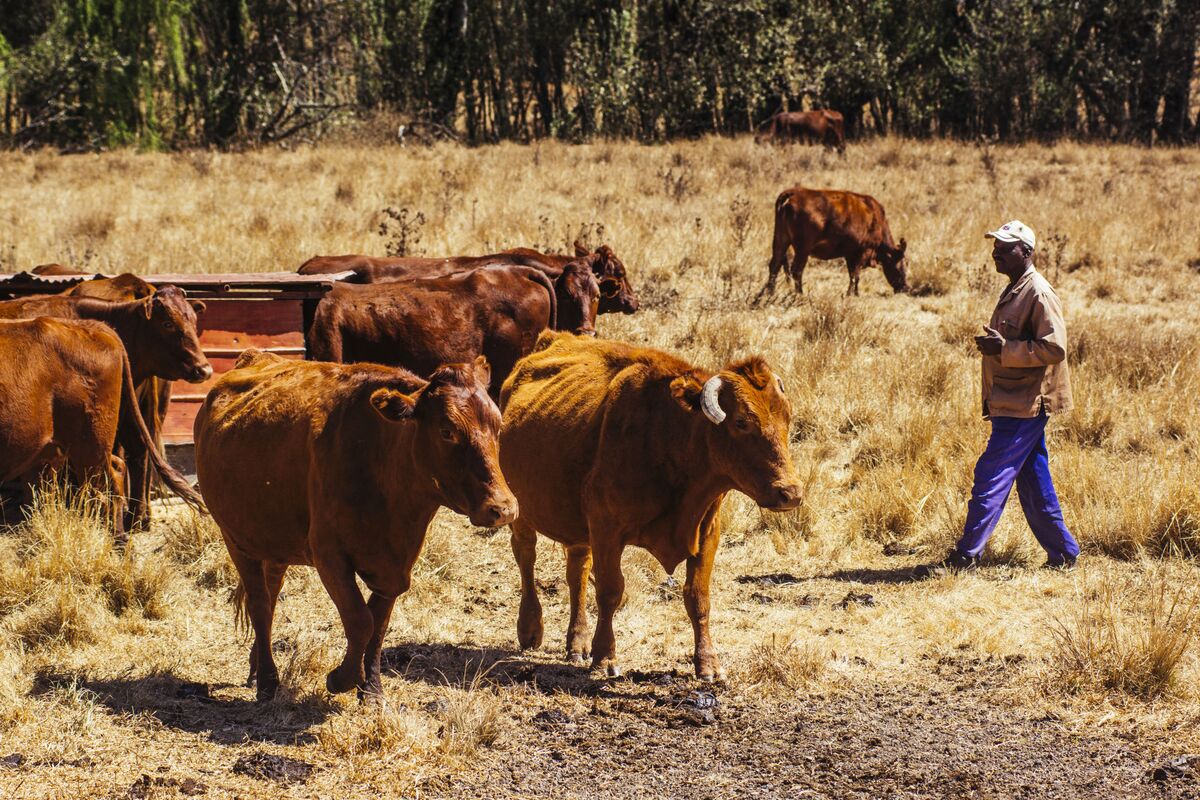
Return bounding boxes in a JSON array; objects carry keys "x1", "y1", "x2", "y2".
[{"x1": 981, "y1": 266, "x2": 1073, "y2": 418}]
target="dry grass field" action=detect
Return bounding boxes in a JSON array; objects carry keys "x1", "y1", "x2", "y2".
[{"x1": 0, "y1": 137, "x2": 1199, "y2": 798}]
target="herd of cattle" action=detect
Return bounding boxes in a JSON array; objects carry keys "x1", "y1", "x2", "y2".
[{"x1": 0, "y1": 178, "x2": 908, "y2": 699}]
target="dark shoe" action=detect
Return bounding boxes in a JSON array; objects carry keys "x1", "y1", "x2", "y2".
[
  {"x1": 914, "y1": 549, "x2": 979, "y2": 578},
  {"x1": 1043, "y1": 556, "x2": 1078, "y2": 571}
]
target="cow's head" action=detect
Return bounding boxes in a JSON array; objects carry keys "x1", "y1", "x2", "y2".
[
  {"x1": 371, "y1": 355, "x2": 517, "y2": 528},
  {"x1": 578, "y1": 241, "x2": 638, "y2": 315},
  {"x1": 554, "y1": 260, "x2": 600, "y2": 337},
  {"x1": 137, "y1": 285, "x2": 212, "y2": 383},
  {"x1": 879, "y1": 238, "x2": 908, "y2": 293},
  {"x1": 670, "y1": 357, "x2": 803, "y2": 512}
]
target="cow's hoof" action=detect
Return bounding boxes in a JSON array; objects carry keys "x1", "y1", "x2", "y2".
[
  {"x1": 517, "y1": 627, "x2": 543, "y2": 651},
  {"x1": 326, "y1": 667, "x2": 360, "y2": 695},
  {"x1": 696, "y1": 667, "x2": 726, "y2": 683},
  {"x1": 567, "y1": 652, "x2": 586, "y2": 666},
  {"x1": 255, "y1": 679, "x2": 278, "y2": 703},
  {"x1": 599, "y1": 662, "x2": 621, "y2": 678},
  {"x1": 357, "y1": 686, "x2": 383, "y2": 705}
]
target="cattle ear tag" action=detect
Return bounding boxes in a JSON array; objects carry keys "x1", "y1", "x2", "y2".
[
  {"x1": 669, "y1": 374, "x2": 703, "y2": 412},
  {"x1": 370, "y1": 388, "x2": 417, "y2": 422}
]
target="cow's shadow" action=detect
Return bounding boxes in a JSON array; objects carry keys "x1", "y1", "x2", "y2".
[
  {"x1": 55, "y1": 670, "x2": 332, "y2": 746},
  {"x1": 381, "y1": 642, "x2": 689, "y2": 700},
  {"x1": 815, "y1": 566, "x2": 924, "y2": 585}
]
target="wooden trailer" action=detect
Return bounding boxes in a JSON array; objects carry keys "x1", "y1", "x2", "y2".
[{"x1": 0, "y1": 270, "x2": 354, "y2": 470}]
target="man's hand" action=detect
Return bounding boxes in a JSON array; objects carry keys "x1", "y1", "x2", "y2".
[{"x1": 974, "y1": 325, "x2": 1005, "y2": 356}]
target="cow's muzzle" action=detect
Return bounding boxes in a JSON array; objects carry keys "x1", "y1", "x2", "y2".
[
  {"x1": 188, "y1": 363, "x2": 214, "y2": 383},
  {"x1": 764, "y1": 482, "x2": 804, "y2": 512},
  {"x1": 470, "y1": 496, "x2": 519, "y2": 528}
]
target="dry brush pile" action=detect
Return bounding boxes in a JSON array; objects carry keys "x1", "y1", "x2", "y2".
[{"x1": 0, "y1": 137, "x2": 1198, "y2": 795}]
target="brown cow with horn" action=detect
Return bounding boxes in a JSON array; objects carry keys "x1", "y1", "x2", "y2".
[
  {"x1": 297, "y1": 242, "x2": 639, "y2": 316},
  {"x1": 195, "y1": 351, "x2": 517, "y2": 701},
  {"x1": 0, "y1": 317, "x2": 205, "y2": 536},
  {"x1": 758, "y1": 186, "x2": 909, "y2": 299},
  {"x1": 499, "y1": 332, "x2": 804, "y2": 680}
]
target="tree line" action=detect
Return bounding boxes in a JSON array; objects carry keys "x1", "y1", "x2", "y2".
[{"x1": 1, "y1": 0, "x2": 1197, "y2": 150}]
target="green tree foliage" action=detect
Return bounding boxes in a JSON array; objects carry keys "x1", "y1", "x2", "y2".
[{"x1": 1, "y1": 0, "x2": 1196, "y2": 148}]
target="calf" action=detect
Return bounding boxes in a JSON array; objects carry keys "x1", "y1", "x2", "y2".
[{"x1": 195, "y1": 351, "x2": 516, "y2": 700}]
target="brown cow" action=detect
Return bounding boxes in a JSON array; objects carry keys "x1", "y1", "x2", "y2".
[
  {"x1": 0, "y1": 288, "x2": 212, "y2": 529},
  {"x1": 307, "y1": 263, "x2": 599, "y2": 397},
  {"x1": 758, "y1": 187, "x2": 908, "y2": 298},
  {"x1": 755, "y1": 110, "x2": 845, "y2": 152},
  {"x1": 298, "y1": 243, "x2": 638, "y2": 315},
  {"x1": 0, "y1": 317, "x2": 204, "y2": 536},
  {"x1": 63, "y1": 274, "x2": 172, "y2": 531},
  {"x1": 499, "y1": 332, "x2": 804, "y2": 680},
  {"x1": 195, "y1": 350, "x2": 517, "y2": 701}
]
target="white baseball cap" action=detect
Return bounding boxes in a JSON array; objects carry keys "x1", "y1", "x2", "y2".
[{"x1": 985, "y1": 219, "x2": 1035, "y2": 250}]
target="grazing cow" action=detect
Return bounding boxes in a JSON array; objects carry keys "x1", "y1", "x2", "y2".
[
  {"x1": 755, "y1": 110, "x2": 845, "y2": 152},
  {"x1": 195, "y1": 351, "x2": 517, "y2": 700},
  {"x1": 307, "y1": 263, "x2": 599, "y2": 397},
  {"x1": 759, "y1": 187, "x2": 908, "y2": 298},
  {"x1": 499, "y1": 332, "x2": 804, "y2": 680},
  {"x1": 0, "y1": 318, "x2": 204, "y2": 536},
  {"x1": 0, "y1": 288, "x2": 212, "y2": 529},
  {"x1": 298, "y1": 242, "x2": 638, "y2": 315}
]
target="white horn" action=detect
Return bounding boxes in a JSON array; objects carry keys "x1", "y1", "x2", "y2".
[{"x1": 701, "y1": 376, "x2": 726, "y2": 424}]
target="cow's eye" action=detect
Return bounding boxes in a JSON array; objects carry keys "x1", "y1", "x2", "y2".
[
  {"x1": 735, "y1": 417, "x2": 751, "y2": 431},
  {"x1": 440, "y1": 428, "x2": 455, "y2": 442}
]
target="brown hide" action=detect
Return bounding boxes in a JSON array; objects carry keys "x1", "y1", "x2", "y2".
[
  {"x1": 298, "y1": 242, "x2": 638, "y2": 315},
  {"x1": 0, "y1": 318, "x2": 202, "y2": 536},
  {"x1": 194, "y1": 350, "x2": 516, "y2": 700},
  {"x1": 0, "y1": 287, "x2": 212, "y2": 527},
  {"x1": 307, "y1": 264, "x2": 598, "y2": 397},
  {"x1": 498, "y1": 332, "x2": 803, "y2": 680},
  {"x1": 755, "y1": 110, "x2": 846, "y2": 152},
  {"x1": 759, "y1": 187, "x2": 908, "y2": 298}
]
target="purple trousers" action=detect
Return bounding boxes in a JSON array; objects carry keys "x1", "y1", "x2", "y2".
[{"x1": 956, "y1": 413, "x2": 1080, "y2": 562}]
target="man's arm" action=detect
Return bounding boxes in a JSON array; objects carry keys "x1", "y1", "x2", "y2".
[{"x1": 1000, "y1": 290, "x2": 1067, "y2": 368}]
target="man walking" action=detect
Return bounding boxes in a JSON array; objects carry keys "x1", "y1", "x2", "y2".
[{"x1": 930, "y1": 220, "x2": 1080, "y2": 572}]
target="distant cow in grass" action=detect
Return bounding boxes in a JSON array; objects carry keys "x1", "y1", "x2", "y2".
[
  {"x1": 755, "y1": 111, "x2": 845, "y2": 153},
  {"x1": 758, "y1": 187, "x2": 908, "y2": 299}
]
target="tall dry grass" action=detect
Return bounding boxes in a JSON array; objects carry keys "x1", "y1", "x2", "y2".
[{"x1": 0, "y1": 137, "x2": 1197, "y2": 794}]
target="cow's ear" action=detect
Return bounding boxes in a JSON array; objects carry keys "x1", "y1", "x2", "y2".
[
  {"x1": 573, "y1": 240, "x2": 589, "y2": 257},
  {"x1": 370, "y1": 388, "x2": 418, "y2": 422},
  {"x1": 670, "y1": 372, "x2": 704, "y2": 412},
  {"x1": 473, "y1": 355, "x2": 492, "y2": 388},
  {"x1": 144, "y1": 297, "x2": 156, "y2": 319},
  {"x1": 731, "y1": 356, "x2": 772, "y2": 390},
  {"x1": 898, "y1": 238, "x2": 907, "y2": 255},
  {"x1": 190, "y1": 300, "x2": 207, "y2": 314}
]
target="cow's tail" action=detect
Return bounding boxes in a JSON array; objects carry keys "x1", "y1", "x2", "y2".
[
  {"x1": 230, "y1": 580, "x2": 250, "y2": 639},
  {"x1": 118, "y1": 348, "x2": 207, "y2": 514},
  {"x1": 525, "y1": 268, "x2": 557, "y2": 331}
]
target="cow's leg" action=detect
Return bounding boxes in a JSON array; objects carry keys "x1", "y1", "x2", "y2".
[
  {"x1": 314, "y1": 553, "x2": 372, "y2": 694},
  {"x1": 758, "y1": 233, "x2": 790, "y2": 302},
  {"x1": 361, "y1": 591, "x2": 398, "y2": 699},
  {"x1": 122, "y1": 439, "x2": 150, "y2": 533},
  {"x1": 845, "y1": 253, "x2": 865, "y2": 296},
  {"x1": 511, "y1": 519, "x2": 544, "y2": 650},
  {"x1": 684, "y1": 502, "x2": 725, "y2": 681},
  {"x1": 589, "y1": 541, "x2": 626, "y2": 677},
  {"x1": 564, "y1": 544, "x2": 593, "y2": 665},
  {"x1": 789, "y1": 251, "x2": 809, "y2": 294},
  {"x1": 229, "y1": 551, "x2": 280, "y2": 701},
  {"x1": 248, "y1": 561, "x2": 288, "y2": 688},
  {"x1": 106, "y1": 454, "x2": 128, "y2": 545}
]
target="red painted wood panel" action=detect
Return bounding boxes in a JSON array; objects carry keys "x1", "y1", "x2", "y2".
[{"x1": 164, "y1": 299, "x2": 307, "y2": 444}]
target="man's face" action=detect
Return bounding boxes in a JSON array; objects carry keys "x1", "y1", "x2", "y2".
[{"x1": 991, "y1": 238, "x2": 1026, "y2": 276}]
